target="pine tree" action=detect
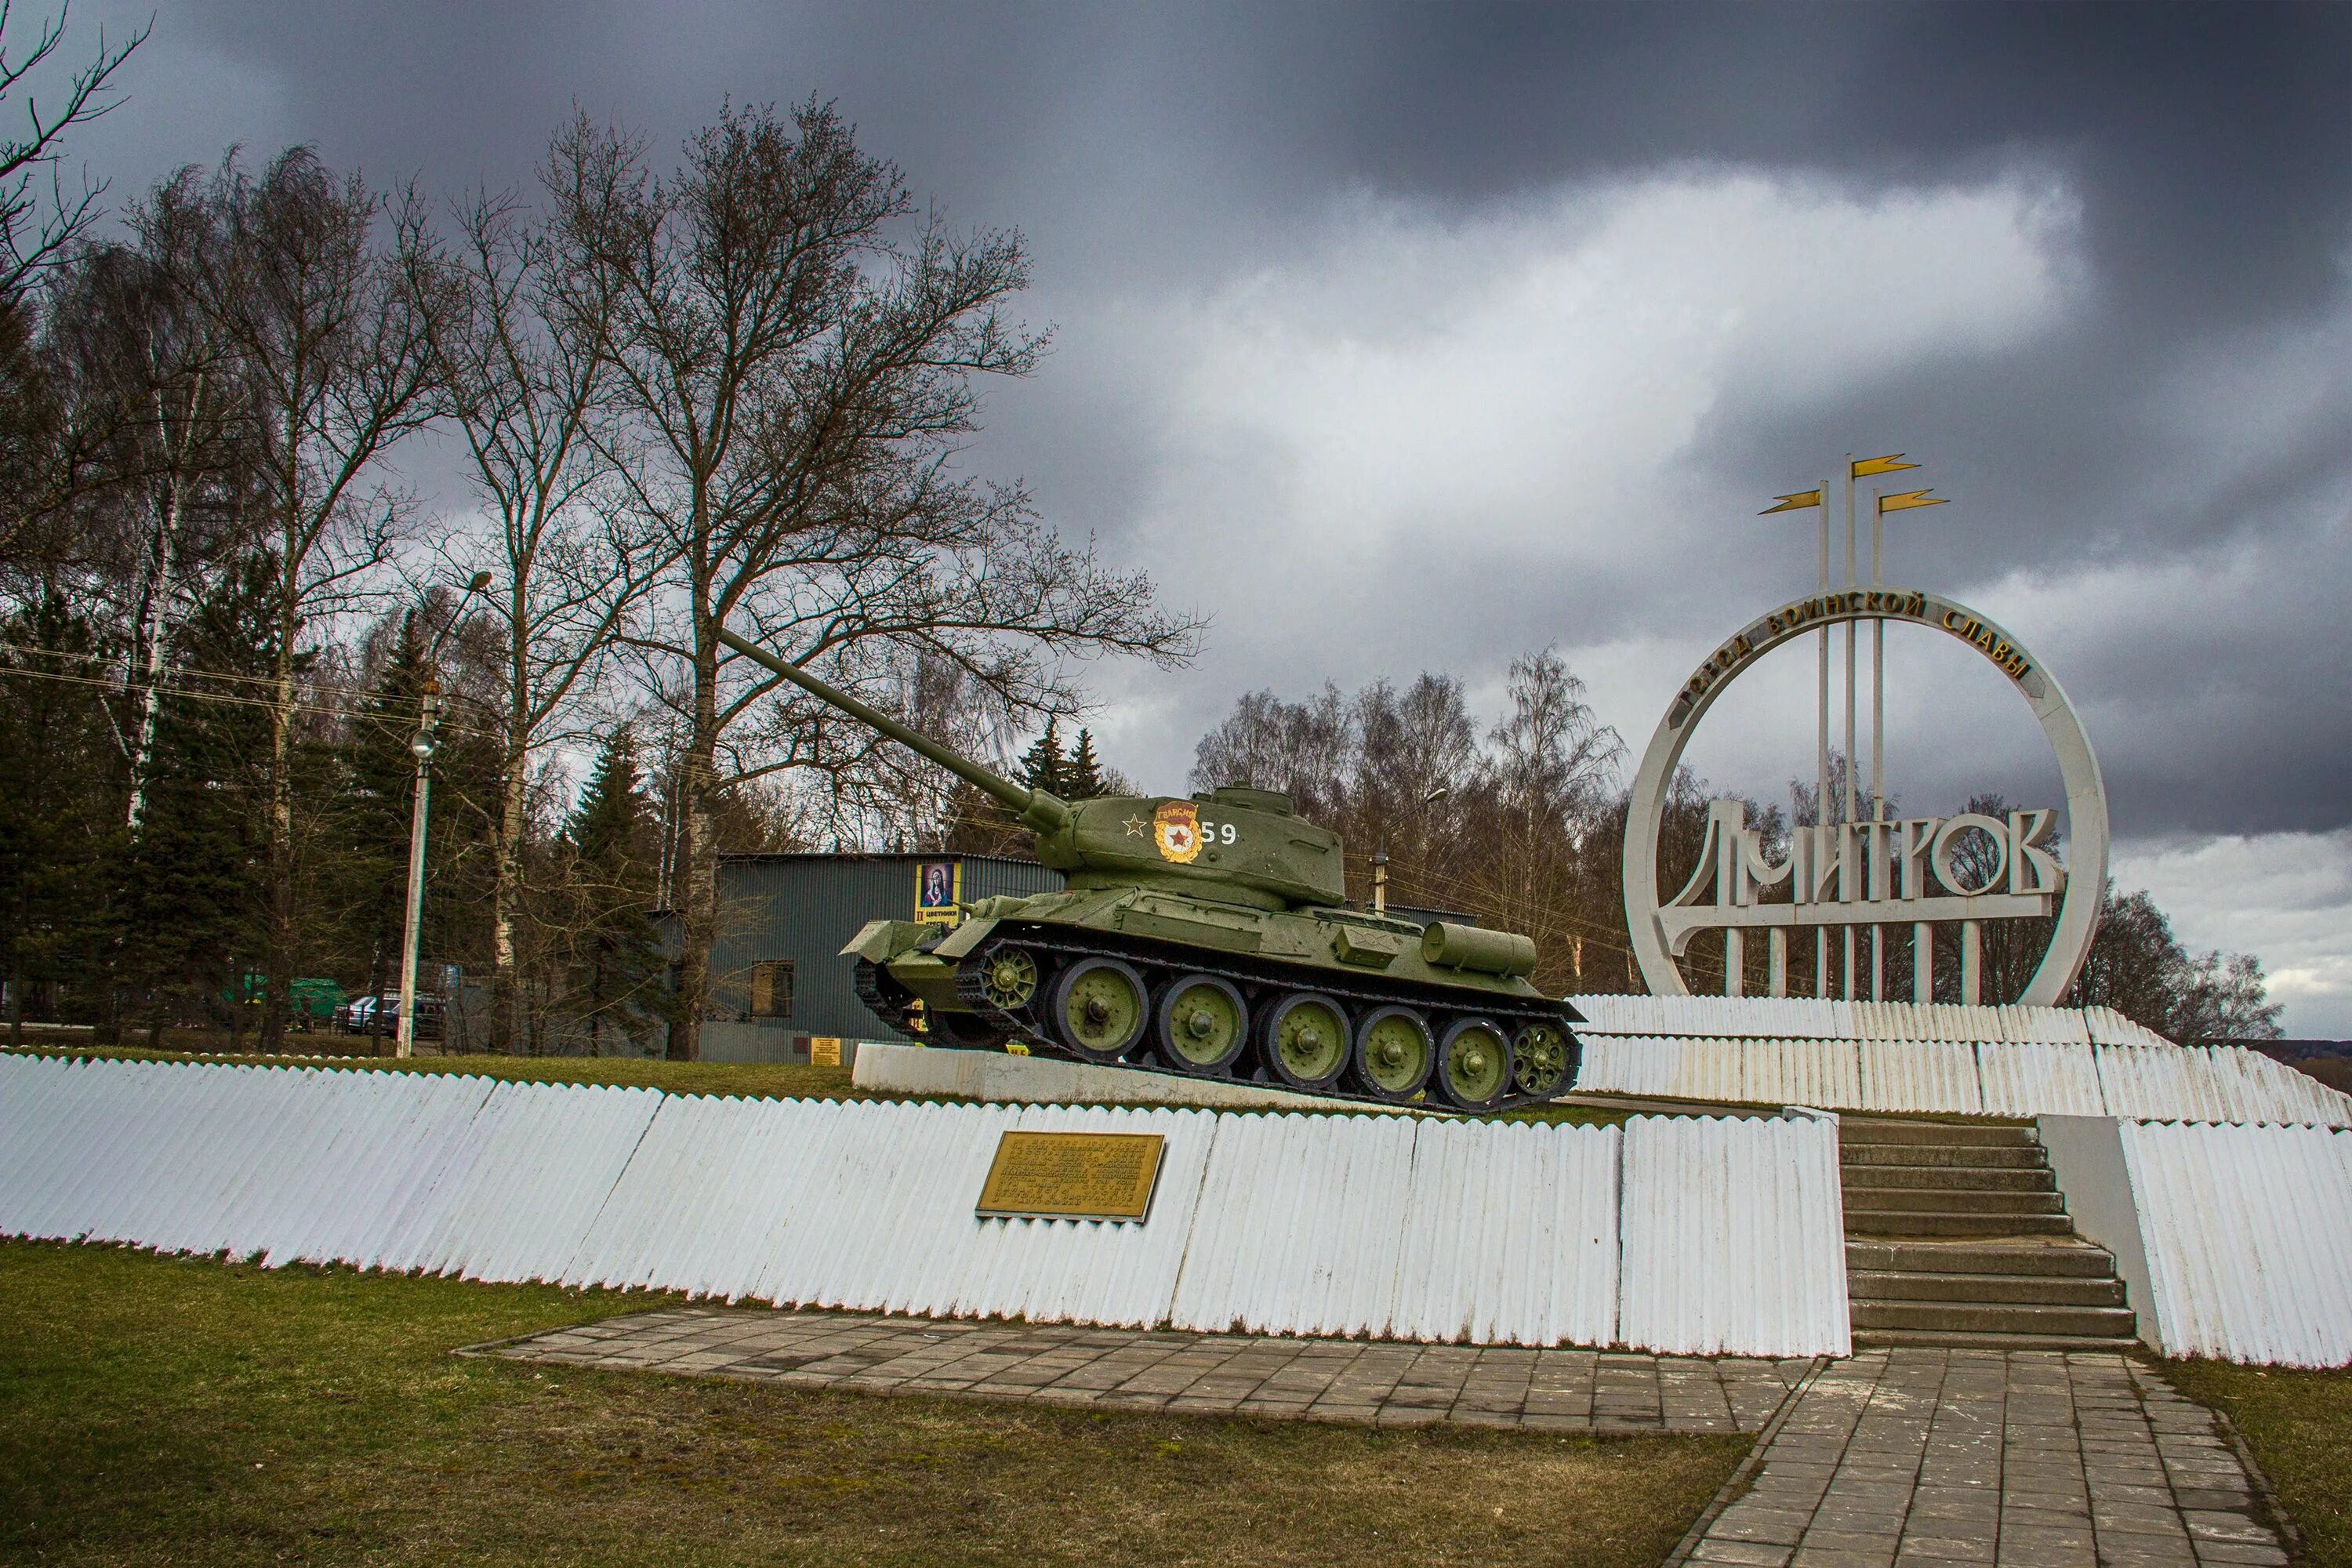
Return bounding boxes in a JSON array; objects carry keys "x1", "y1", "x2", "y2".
[
  {"x1": 564, "y1": 728, "x2": 662, "y2": 1055},
  {"x1": 122, "y1": 555, "x2": 274, "y2": 1045},
  {"x1": 0, "y1": 596, "x2": 123, "y2": 1042},
  {"x1": 304, "y1": 601, "x2": 503, "y2": 1045},
  {"x1": 1018, "y1": 717, "x2": 1068, "y2": 794},
  {"x1": 1066, "y1": 728, "x2": 1106, "y2": 798},
  {"x1": 329, "y1": 615, "x2": 434, "y2": 1025}
]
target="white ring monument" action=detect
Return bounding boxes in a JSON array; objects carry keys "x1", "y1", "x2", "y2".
[{"x1": 1621, "y1": 587, "x2": 2107, "y2": 1007}]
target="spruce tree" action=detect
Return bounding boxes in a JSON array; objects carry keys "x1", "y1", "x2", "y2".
[
  {"x1": 0, "y1": 597, "x2": 123, "y2": 1042},
  {"x1": 306, "y1": 601, "x2": 502, "y2": 1044},
  {"x1": 1067, "y1": 728, "x2": 1106, "y2": 798},
  {"x1": 331, "y1": 615, "x2": 433, "y2": 1023},
  {"x1": 122, "y1": 555, "x2": 275, "y2": 1044},
  {"x1": 1018, "y1": 717, "x2": 1067, "y2": 794},
  {"x1": 564, "y1": 728, "x2": 661, "y2": 1055}
]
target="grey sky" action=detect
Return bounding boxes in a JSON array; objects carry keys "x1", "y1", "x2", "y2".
[{"x1": 47, "y1": 2, "x2": 2352, "y2": 1027}]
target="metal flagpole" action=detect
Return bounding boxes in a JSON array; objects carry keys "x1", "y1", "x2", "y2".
[
  {"x1": 1871, "y1": 490, "x2": 1886, "y2": 1002},
  {"x1": 1759, "y1": 481, "x2": 1828, "y2": 1000},
  {"x1": 1816, "y1": 477, "x2": 1830, "y2": 999},
  {"x1": 1862, "y1": 474, "x2": 1948, "y2": 1003},
  {"x1": 1842, "y1": 459, "x2": 1859, "y2": 999}
]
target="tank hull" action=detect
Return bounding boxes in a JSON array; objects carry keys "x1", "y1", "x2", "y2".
[{"x1": 844, "y1": 886, "x2": 1583, "y2": 1112}]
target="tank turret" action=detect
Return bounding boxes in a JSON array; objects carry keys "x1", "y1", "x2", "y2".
[{"x1": 717, "y1": 627, "x2": 1580, "y2": 1111}]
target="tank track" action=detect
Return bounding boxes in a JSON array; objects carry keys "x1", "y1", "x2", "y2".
[
  {"x1": 853, "y1": 954, "x2": 1014, "y2": 1050},
  {"x1": 852, "y1": 956, "x2": 921, "y2": 1039},
  {"x1": 947, "y1": 921, "x2": 1580, "y2": 1114}
]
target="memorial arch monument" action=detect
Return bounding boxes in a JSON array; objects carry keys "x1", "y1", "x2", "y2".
[{"x1": 1620, "y1": 456, "x2": 2108, "y2": 1007}]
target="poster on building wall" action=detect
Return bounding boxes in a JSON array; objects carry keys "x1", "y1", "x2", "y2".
[{"x1": 914, "y1": 860, "x2": 962, "y2": 924}]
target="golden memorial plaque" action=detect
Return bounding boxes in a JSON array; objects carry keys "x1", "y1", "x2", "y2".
[{"x1": 976, "y1": 1131, "x2": 1166, "y2": 1223}]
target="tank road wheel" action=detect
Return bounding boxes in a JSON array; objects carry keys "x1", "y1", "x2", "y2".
[
  {"x1": 978, "y1": 946, "x2": 1042, "y2": 1013},
  {"x1": 1351, "y1": 1005, "x2": 1435, "y2": 1102},
  {"x1": 1155, "y1": 974, "x2": 1249, "y2": 1076},
  {"x1": 1435, "y1": 1018, "x2": 1513, "y2": 1111},
  {"x1": 1049, "y1": 957, "x2": 1149, "y2": 1063},
  {"x1": 1511, "y1": 1022, "x2": 1574, "y2": 1098},
  {"x1": 1263, "y1": 992, "x2": 1351, "y2": 1091}
]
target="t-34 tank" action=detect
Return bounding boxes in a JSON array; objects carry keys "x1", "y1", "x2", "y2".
[{"x1": 718, "y1": 629, "x2": 1582, "y2": 1112}]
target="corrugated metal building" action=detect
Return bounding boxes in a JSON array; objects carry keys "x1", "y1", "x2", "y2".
[{"x1": 690, "y1": 853, "x2": 1065, "y2": 1062}]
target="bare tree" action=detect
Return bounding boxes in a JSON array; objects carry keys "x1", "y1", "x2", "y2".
[
  {"x1": 0, "y1": 1, "x2": 145, "y2": 299},
  {"x1": 169, "y1": 148, "x2": 447, "y2": 1050},
  {"x1": 549, "y1": 102, "x2": 1197, "y2": 1059},
  {"x1": 1190, "y1": 683, "x2": 1356, "y2": 823},
  {"x1": 58, "y1": 179, "x2": 253, "y2": 824},
  {"x1": 430, "y1": 186, "x2": 653, "y2": 1054},
  {"x1": 1465, "y1": 648, "x2": 1622, "y2": 993},
  {"x1": 1352, "y1": 674, "x2": 1480, "y2": 903}
]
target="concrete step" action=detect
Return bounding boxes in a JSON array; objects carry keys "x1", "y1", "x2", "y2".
[
  {"x1": 1838, "y1": 1119, "x2": 2035, "y2": 1148},
  {"x1": 1842, "y1": 1142, "x2": 2048, "y2": 1170},
  {"x1": 1842, "y1": 1186, "x2": 2063, "y2": 1215},
  {"x1": 1848, "y1": 1269, "x2": 2126, "y2": 1307},
  {"x1": 1851, "y1": 1298, "x2": 2136, "y2": 1338},
  {"x1": 1839, "y1": 1164, "x2": 2056, "y2": 1193},
  {"x1": 1853, "y1": 1327, "x2": 2141, "y2": 1352},
  {"x1": 1846, "y1": 1240, "x2": 2116, "y2": 1277},
  {"x1": 1845, "y1": 1210, "x2": 2077, "y2": 1238}
]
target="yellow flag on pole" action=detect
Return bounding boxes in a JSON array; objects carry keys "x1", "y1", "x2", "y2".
[
  {"x1": 1759, "y1": 489, "x2": 1823, "y2": 515},
  {"x1": 1852, "y1": 454, "x2": 1920, "y2": 479},
  {"x1": 1876, "y1": 488, "x2": 1948, "y2": 514}
]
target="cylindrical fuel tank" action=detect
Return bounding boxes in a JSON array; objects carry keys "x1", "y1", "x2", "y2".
[{"x1": 1419, "y1": 921, "x2": 1539, "y2": 978}]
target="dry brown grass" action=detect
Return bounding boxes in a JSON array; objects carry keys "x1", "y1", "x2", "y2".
[
  {"x1": 2165, "y1": 1359, "x2": 2352, "y2": 1566},
  {"x1": 1, "y1": 1242, "x2": 1744, "y2": 1567}
]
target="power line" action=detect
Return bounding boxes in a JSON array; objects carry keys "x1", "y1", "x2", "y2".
[
  {"x1": 0, "y1": 660, "x2": 503, "y2": 742},
  {"x1": 0, "y1": 637, "x2": 504, "y2": 722}
]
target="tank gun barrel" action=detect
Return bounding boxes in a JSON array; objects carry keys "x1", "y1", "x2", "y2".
[{"x1": 715, "y1": 626, "x2": 1073, "y2": 833}]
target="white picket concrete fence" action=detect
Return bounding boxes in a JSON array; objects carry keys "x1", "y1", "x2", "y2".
[
  {"x1": 0, "y1": 1052, "x2": 1849, "y2": 1356},
  {"x1": 1568, "y1": 1002, "x2": 2350, "y2": 1128},
  {"x1": 2119, "y1": 1120, "x2": 2352, "y2": 1367}
]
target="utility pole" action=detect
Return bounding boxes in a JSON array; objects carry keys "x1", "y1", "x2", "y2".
[
  {"x1": 394, "y1": 681, "x2": 440, "y2": 1059},
  {"x1": 394, "y1": 572, "x2": 490, "y2": 1058}
]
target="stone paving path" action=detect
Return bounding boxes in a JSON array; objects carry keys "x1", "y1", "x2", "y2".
[
  {"x1": 474, "y1": 1307, "x2": 1812, "y2": 1433},
  {"x1": 480, "y1": 1314, "x2": 2293, "y2": 1566},
  {"x1": 1681, "y1": 1349, "x2": 2288, "y2": 1568}
]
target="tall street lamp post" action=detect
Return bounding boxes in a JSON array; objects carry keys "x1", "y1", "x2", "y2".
[
  {"x1": 394, "y1": 572, "x2": 490, "y2": 1058},
  {"x1": 394, "y1": 680, "x2": 441, "y2": 1059}
]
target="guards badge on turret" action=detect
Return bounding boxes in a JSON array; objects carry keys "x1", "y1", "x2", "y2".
[{"x1": 1152, "y1": 800, "x2": 1202, "y2": 863}]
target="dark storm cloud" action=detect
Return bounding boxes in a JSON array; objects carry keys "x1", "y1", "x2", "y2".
[
  {"x1": 1309, "y1": 5, "x2": 2352, "y2": 321},
  {"x1": 47, "y1": 1, "x2": 2352, "y2": 1023}
]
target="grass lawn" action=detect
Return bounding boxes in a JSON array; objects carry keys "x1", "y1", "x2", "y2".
[
  {"x1": 2164, "y1": 1359, "x2": 2352, "y2": 1567},
  {"x1": 0, "y1": 1242, "x2": 1743, "y2": 1567},
  {"x1": 2, "y1": 1045, "x2": 1630, "y2": 1126}
]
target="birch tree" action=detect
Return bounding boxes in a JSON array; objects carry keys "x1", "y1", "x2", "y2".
[
  {"x1": 0, "y1": 2, "x2": 144, "y2": 300},
  {"x1": 54, "y1": 180, "x2": 251, "y2": 824}
]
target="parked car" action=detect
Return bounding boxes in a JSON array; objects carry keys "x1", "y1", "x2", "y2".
[{"x1": 338, "y1": 993, "x2": 443, "y2": 1040}]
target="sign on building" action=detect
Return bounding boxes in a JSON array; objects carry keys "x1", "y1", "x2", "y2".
[{"x1": 913, "y1": 859, "x2": 962, "y2": 925}]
